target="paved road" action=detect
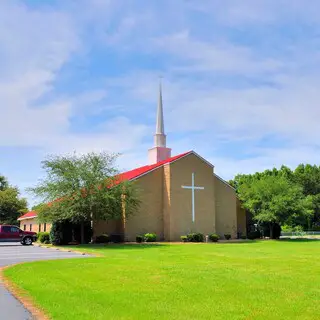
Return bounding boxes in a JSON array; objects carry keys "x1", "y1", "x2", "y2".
[{"x1": 0, "y1": 243, "x2": 90, "y2": 319}]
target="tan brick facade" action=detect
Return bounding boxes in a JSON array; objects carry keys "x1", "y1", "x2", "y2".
[
  {"x1": 124, "y1": 166, "x2": 164, "y2": 241},
  {"x1": 19, "y1": 218, "x2": 52, "y2": 233},
  {"x1": 92, "y1": 152, "x2": 245, "y2": 241},
  {"x1": 214, "y1": 175, "x2": 238, "y2": 238},
  {"x1": 166, "y1": 153, "x2": 216, "y2": 240}
]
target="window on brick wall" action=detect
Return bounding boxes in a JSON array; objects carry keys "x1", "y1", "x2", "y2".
[
  {"x1": 23, "y1": 225, "x2": 26, "y2": 231},
  {"x1": 29, "y1": 224, "x2": 32, "y2": 231},
  {"x1": 38, "y1": 224, "x2": 41, "y2": 232},
  {"x1": 44, "y1": 223, "x2": 47, "y2": 232}
]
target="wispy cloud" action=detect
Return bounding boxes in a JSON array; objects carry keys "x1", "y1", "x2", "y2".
[{"x1": 1, "y1": 0, "x2": 320, "y2": 206}]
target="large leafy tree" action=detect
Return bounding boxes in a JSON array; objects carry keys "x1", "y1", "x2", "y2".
[
  {"x1": 28, "y1": 152, "x2": 141, "y2": 243},
  {"x1": 0, "y1": 175, "x2": 28, "y2": 225},
  {"x1": 236, "y1": 174, "x2": 313, "y2": 238},
  {"x1": 292, "y1": 164, "x2": 320, "y2": 228}
]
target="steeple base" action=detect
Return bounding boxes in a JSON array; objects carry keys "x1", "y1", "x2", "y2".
[{"x1": 148, "y1": 147, "x2": 172, "y2": 165}]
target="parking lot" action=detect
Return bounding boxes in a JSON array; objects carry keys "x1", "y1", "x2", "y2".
[
  {"x1": 0, "y1": 243, "x2": 90, "y2": 319},
  {"x1": 0, "y1": 243, "x2": 88, "y2": 267}
]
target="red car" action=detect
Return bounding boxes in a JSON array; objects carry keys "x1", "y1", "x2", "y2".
[{"x1": 0, "y1": 225, "x2": 37, "y2": 245}]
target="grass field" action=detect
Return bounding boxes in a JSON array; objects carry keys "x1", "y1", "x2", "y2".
[{"x1": 4, "y1": 240, "x2": 320, "y2": 320}]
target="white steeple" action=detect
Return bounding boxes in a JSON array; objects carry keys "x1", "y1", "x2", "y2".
[
  {"x1": 148, "y1": 79, "x2": 172, "y2": 164},
  {"x1": 154, "y1": 80, "x2": 166, "y2": 147}
]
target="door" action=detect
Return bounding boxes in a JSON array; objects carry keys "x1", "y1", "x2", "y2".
[
  {"x1": 10, "y1": 226, "x2": 22, "y2": 241},
  {"x1": 0, "y1": 226, "x2": 13, "y2": 242}
]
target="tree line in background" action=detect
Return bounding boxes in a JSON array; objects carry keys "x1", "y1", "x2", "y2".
[
  {"x1": 229, "y1": 164, "x2": 320, "y2": 238},
  {"x1": 0, "y1": 175, "x2": 28, "y2": 225}
]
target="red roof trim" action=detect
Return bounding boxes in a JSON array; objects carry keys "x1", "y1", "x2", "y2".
[
  {"x1": 116, "y1": 151, "x2": 192, "y2": 182},
  {"x1": 17, "y1": 211, "x2": 37, "y2": 221}
]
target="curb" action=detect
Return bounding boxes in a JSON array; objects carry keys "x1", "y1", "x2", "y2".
[
  {"x1": 0, "y1": 265, "x2": 50, "y2": 320},
  {"x1": 33, "y1": 243, "x2": 103, "y2": 257}
]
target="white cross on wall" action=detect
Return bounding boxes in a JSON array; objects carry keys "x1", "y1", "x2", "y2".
[{"x1": 181, "y1": 172, "x2": 205, "y2": 222}]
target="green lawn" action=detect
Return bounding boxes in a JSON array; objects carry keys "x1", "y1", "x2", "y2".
[{"x1": 4, "y1": 240, "x2": 320, "y2": 320}]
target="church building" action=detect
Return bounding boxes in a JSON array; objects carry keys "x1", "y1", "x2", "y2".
[{"x1": 18, "y1": 83, "x2": 247, "y2": 241}]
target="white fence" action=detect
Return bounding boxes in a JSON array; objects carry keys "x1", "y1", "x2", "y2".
[{"x1": 281, "y1": 231, "x2": 320, "y2": 238}]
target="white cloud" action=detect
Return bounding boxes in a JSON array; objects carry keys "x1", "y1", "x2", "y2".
[
  {"x1": 0, "y1": 1, "x2": 147, "y2": 153},
  {"x1": 152, "y1": 31, "x2": 283, "y2": 75},
  {"x1": 2, "y1": 0, "x2": 320, "y2": 207}
]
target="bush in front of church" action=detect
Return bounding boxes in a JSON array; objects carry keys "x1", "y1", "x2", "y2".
[
  {"x1": 144, "y1": 233, "x2": 157, "y2": 242},
  {"x1": 136, "y1": 235, "x2": 144, "y2": 243},
  {"x1": 209, "y1": 234, "x2": 219, "y2": 242},
  {"x1": 95, "y1": 234, "x2": 110, "y2": 243},
  {"x1": 180, "y1": 235, "x2": 188, "y2": 242},
  {"x1": 38, "y1": 232, "x2": 51, "y2": 244},
  {"x1": 187, "y1": 233, "x2": 204, "y2": 242}
]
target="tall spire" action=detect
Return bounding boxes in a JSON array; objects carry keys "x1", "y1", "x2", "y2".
[
  {"x1": 148, "y1": 78, "x2": 172, "y2": 164},
  {"x1": 156, "y1": 80, "x2": 165, "y2": 134},
  {"x1": 154, "y1": 78, "x2": 166, "y2": 148}
]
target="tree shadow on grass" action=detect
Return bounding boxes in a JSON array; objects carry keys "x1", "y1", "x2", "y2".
[{"x1": 64, "y1": 243, "x2": 170, "y2": 251}]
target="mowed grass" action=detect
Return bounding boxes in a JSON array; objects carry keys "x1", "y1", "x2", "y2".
[{"x1": 4, "y1": 240, "x2": 320, "y2": 320}]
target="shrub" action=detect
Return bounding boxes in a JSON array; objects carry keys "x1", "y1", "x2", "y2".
[
  {"x1": 247, "y1": 230, "x2": 261, "y2": 240},
  {"x1": 224, "y1": 234, "x2": 231, "y2": 240},
  {"x1": 110, "y1": 234, "x2": 124, "y2": 243},
  {"x1": 293, "y1": 225, "x2": 304, "y2": 232},
  {"x1": 95, "y1": 234, "x2": 110, "y2": 244},
  {"x1": 180, "y1": 235, "x2": 188, "y2": 242},
  {"x1": 38, "y1": 232, "x2": 50, "y2": 244},
  {"x1": 144, "y1": 233, "x2": 157, "y2": 242},
  {"x1": 49, "y1": 223, "x2": 62, "y2": 245},
  {"x1": 240, "y1": 235, "x2": 247, "y2": 240},
  {"x1": 209, "y1": 233, "x2": 219, "y2": 242},
  {"x1": 312, "y1": 224, "x2": 320, "y2": 231},
  {"x1": 187, "y1": 233, "x2": 204, "y2": 242},
  {"x1": 37, "y1": 232, "x2": 43, "y2": 242},
  {"x1": 136, "y1": 235, "x2": 144, "y2": 243},
  {"x1": 281, "y1": 224, "x2": 293, "y2": 232}
]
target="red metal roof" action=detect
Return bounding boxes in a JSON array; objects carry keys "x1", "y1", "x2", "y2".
[
  {"x1": 17, "y1": 151, "x2": 192, "y2": 221},
  {"x1": 116, "y1": 151, "x2": 191, "y2": 182},
  {"x1": 17, "y1": 211, "x2": 37, "y2": 221}
]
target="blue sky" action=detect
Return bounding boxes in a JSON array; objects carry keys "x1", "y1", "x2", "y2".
[{"x1": 1, "y1": 0, "x2": 320, "y2": 207}]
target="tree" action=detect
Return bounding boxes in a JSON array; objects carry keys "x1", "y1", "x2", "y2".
[
  {"x1": 0, "y1": 175, "x2": 28, "y2": 225},
  {"x1": 237, "y1": 175, "x2": 313, "y2": 238},
  {"x1": 0, "y1": 175, "x2": 9, "y2": 191},
  {"x1": 28, "y1": 152, "x2": 141, "y2": 243}
]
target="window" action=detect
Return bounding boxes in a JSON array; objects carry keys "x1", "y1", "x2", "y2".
[
  {"x1": 29, "y1": 224, "x2": 32, "y2": 231},
  {"x1": 44, "y1": 223, "x2": 47, "y2": 232},
  {"x1": 38, "y1": 224, "x2": 41, "y2": 232},
  {"x1": 10, "y1": 227, "x2": 19, "y2": 233},
  {"x1": 1, "y1": 226, "x2": 19, "y2": 233},
  {"x1": 23, "y1": 225, "x2": 26, "y2": 231},
  {"x1": 2, "y1": 226, "x2": 11, "y2": 232}
]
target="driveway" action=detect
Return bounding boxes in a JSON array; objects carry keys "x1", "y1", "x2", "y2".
[{"x1": 0, "y1": 243, "x2": 90, "y2": 319}]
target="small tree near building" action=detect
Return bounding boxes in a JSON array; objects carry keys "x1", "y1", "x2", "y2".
[{"x1": 28, "y1": 152, "x2": 141, "y2": 244}]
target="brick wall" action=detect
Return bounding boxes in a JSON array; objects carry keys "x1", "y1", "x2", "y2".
[
  {"x1": 19, "y1": 219, "x2": 52, "y2": 233},
  {"x1": 214, "y1": 176, "x2": 237, "y2": 238}
]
